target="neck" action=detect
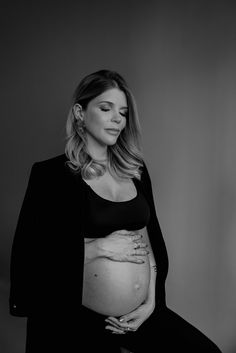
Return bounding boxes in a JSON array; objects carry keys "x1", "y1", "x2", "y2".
[{"x1": 86, "y1": 144, "x2": 108, "y2": 162}]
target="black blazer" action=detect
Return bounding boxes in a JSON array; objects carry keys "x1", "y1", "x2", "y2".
[{"x1": 9, "y1": 154, "x2": 168, "y2": 319}]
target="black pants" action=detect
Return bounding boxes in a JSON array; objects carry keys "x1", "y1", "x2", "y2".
[
  {"x1": 25, "y1": 305, "x2": 222, "y2": 353},
  {"x1": 80, "y1": 305, "x2": 222, "y2": 353}
]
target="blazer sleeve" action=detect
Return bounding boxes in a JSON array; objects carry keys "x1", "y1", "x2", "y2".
[
  {"x1": 9, "y1": 162, "x2": 41, "y2": 317},
  {"x1": 141, "y1": 161, "x2": 169, "y2": 307}
]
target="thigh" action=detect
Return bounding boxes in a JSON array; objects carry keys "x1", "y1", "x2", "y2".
[
  {"x1": 26, "y1": 308, "x2": 121, "y2": 353},
  {"x1": 120, "y1": 306, "x2": 222, "y2": 353}
]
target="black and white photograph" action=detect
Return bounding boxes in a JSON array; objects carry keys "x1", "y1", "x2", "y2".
[{"x1": 1, "y1": 1, "x2": 236, "y2": 352}]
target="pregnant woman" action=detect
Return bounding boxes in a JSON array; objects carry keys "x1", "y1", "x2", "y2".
[{"x1": 10, "y1": 69, "x2": 222, "y2": 353}]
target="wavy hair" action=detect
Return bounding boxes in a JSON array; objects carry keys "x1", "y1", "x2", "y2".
[{"x1": 65, "y1": 69, "x2": 144, "y2": 180}]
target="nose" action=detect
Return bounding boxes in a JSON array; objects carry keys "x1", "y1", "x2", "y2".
[{"x1": 111, "y1": 110, "x2": 122, "y2": 123}]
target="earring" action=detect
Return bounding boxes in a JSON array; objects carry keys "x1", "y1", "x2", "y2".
[{"x1": 77, "y1": 118, "x2": 86, "y2": 134}]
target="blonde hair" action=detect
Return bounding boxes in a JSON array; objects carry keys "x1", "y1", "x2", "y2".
[{"x1": 65, "y1": 69, "x2": 144, "y2": 180}]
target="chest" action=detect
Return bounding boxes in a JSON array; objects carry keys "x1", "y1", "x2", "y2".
[{"x1": 82, "y1": 173, "x2": 137, "y2": 202}]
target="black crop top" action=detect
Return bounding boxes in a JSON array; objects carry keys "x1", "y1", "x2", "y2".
[{"x1": 83, "y1": 178, "x2": 151, "y2": 238}]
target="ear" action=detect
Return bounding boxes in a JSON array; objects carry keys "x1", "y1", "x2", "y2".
[{"x1": 73, "y1": 103, "x2": 84, "y2": 121}]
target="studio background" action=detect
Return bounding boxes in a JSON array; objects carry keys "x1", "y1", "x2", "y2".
[{"x1": 1, "y1": 1, "x2": 236, "y2": 352}]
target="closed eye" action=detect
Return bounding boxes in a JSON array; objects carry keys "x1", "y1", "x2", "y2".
[
  {"x1": 100, "y1": 108, "x2": 110, "y2": 112},
  {"x1": 100, "y1": 107, "x2": 127, "y2": 117}
]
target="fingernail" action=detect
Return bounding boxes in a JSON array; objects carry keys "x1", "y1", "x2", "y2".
[{"x1": 119, "y1": 318, "x2": 124, "y2": 322}]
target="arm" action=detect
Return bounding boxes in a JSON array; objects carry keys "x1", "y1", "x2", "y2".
[{"x1": 84, "y1": 238, "x2": 103, "y2": 264}]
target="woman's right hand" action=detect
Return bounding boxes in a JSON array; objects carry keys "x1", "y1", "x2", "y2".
[{"x1": 97, "y1": 229, "x2": 149, "y2": 264}]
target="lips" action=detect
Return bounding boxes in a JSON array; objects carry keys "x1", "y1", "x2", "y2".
[
  {"x1": 105, "y1": 129, "x2": 120, "y2": 132},
  {"x1": 105, "y1": 129, "x2": 120, "y2": 135}
]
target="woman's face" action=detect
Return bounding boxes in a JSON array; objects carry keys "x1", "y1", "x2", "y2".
[{"x1": 82, "y1": 88, "x2": 128, "y2": 149}]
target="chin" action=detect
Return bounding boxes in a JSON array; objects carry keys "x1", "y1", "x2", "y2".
[
  {"x1": 106, "y1": 140, "x2": 118, "y2": 146},
  {"x1": 104, "y1": 137, "x2": 119, "y2": 145}
]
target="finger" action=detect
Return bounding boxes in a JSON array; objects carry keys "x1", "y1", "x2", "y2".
[
  {"x1": 106, "y1": 319, "x2": 137, "y2": 332},
  {"x1": 108, "y1": 316, "x2": 135, "y2": 328},
  {"x1": 124, "y1": 326, "x2": 137, "y2": 332},
  {"x1": 119, "y1": 315, "x2": 135, "y2": 324},
  {"x1": 105, "y1": 325, "x2": 126, "y2": 334},
  {"x1": 106, "y1": 316, "x2": 126, "y2": 325},
  {"x1": 119, "y1": 318, "x2": 140, "y2": 332},
  {"x1": 132, "y1": 249, "x2": 149, "y2": 256},
  {"x1": 105, "y1": 318, "x2": 125, "y2": 329},
  {"x1": 130, "y1": 234, "x2": 143, "y2": 241},
  {"x1": 117, "y1": 322, "x2": 138, "y2": 332},
  {"x1": 127, "y1": 325, "x2": 138, "y2": 332},
  {"x1": 134, "y1": 242, "x2": 148, "y2": 249},
  {"x1": 139, "y1": 242, "x2": 148, "y2": 248}
]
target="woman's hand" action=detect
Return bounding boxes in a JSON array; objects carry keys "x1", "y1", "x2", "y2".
[
  {"x1": 104, "y1": 301, "x2": 155, "y2": 334},
  {"x1": 97, "y1": 229, "x2": 149, "y2": 264}
]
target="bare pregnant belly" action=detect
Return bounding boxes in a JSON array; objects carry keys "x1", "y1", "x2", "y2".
[{"x1": 82, "y1": 256, "x2": 150, "y2": 317}]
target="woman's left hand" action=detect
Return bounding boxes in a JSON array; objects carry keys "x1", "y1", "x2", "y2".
[{"x1": 104, "y1": 301, "x2": 155, "y2": 334}]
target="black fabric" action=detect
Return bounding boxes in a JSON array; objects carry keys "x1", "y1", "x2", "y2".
[
  {"x1": 9, "y1": 153, "x2": 221, "y2": 352},
  {"x1": 64, "y1": 305, "x2": 222, "y2": 353},
  {"x1": 83, "y1": 177, "x2": 150, "y2": 237},
  {"x1": 9, "y1": 153, "x2": 168, "y2": 318},
  {"x1": 25, "y1": 306, "x2": 222, "y2": 353},
  {"x1": 9, "y1": 154, "x2": 87, "y2": 318}
]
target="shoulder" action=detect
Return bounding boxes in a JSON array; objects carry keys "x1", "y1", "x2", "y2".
[
  {"x1": 34, "y1": 153, "x2": 67, "y2": 168},
  {"x1": 32, "y1": 153, "x2": 69, "y2": 175},
  {"x1": 28, "y1": 153, "x2": 75, "y2": 188},
  {"x1": 29, "y1": 153, "x2": 83, "y2": 195}
]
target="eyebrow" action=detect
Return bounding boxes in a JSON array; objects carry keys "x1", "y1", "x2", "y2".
[{"x1": 98, "y1": 100, "x2": 128, "y2": 109}]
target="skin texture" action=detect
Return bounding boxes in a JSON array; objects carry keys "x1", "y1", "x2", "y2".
[
  {"x1": 74, "y1": 87, "x2": 128, "y2": 160},
  {"x1": 74, "y1": 88, "x2": 157, "y2": 334},
  {"x1": 104, "y1": 227, "x2": 156, "y2": 335},
  {"x1": 82, "y1": 227, "x2": 151, "y2": 316}
]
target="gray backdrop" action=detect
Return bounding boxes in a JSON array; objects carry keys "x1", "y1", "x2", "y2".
[{"x1": 1, "y1": 1, "x2": 236, "y2": 352}]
